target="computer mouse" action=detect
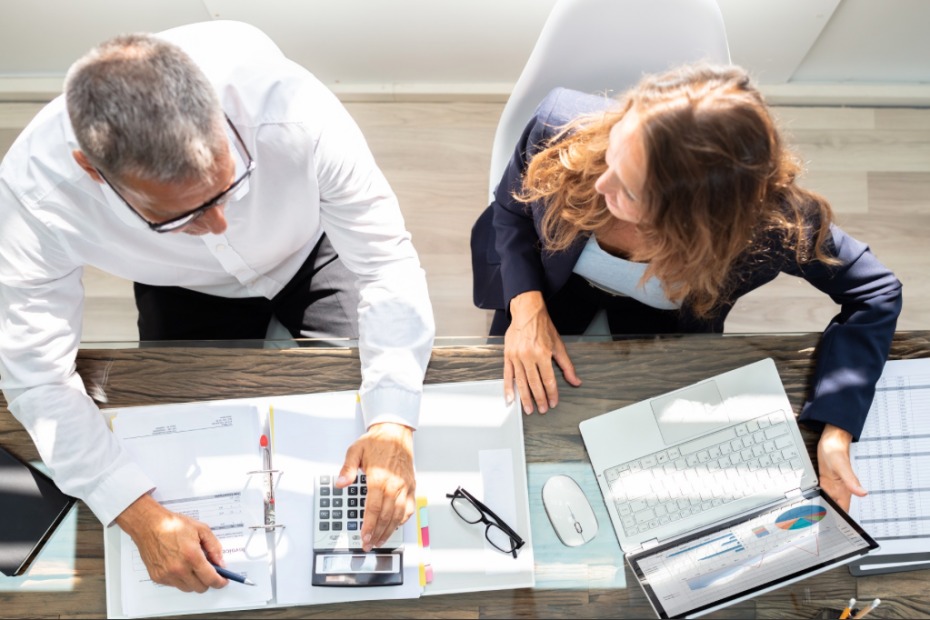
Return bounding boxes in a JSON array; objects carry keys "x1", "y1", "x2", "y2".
[{"x1": 542, "y1": 475, "x2": 598, "y2": 547}]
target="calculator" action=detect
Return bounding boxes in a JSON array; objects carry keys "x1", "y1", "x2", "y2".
[{"x1": 311, "y1": 472, "x2": 404, "y2": 586}]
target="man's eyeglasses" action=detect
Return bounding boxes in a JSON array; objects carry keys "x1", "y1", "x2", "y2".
[
  {"x1": 96, "y1": 115, "x2": 256, "y2": 233},
  {"x1": 446, "y1": 486, "x2": 525, "y2": 558}
]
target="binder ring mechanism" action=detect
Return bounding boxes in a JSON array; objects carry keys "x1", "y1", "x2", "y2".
[{"x1": 247, "y1": 469, "x2": 286, "y2": 531}]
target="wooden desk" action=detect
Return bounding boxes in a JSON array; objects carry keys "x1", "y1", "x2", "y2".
[{"x1": 2, "y1": 332, "x2": 930, "y2": 618}]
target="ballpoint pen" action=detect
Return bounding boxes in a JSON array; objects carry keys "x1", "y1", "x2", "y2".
[
  {"x1": 852, "y1": 599, "x2": 880, "y2": 620},
  {"x1": 204, "y1": 551, "x2": 255, "y2": 586},
  {"x1": 839, "y1": 598, "x2": 856, "y2": 619}
]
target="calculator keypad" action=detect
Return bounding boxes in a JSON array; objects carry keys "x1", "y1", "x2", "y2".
[{"x1": 314, "y1": 472, "x2": 404, "y2": 551}]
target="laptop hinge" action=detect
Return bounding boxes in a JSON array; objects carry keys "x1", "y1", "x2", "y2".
[
  {"x1": 641, "y1": 538, "x2": 660, "y2": 550},
  {"x1": 785, "y1": 487, "x2": 803, "y2": 499}
]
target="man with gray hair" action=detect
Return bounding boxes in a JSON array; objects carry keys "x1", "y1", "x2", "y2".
[{"x1": 0, "y1": 21, "x2": 434, "y2": 593}]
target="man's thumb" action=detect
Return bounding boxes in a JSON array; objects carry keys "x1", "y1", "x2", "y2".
[
  {"x1": 336, "y1": 444, "x2": 362, "y2": 488},
  {"x1": 836, "y1": 460, "x2": 867, "y2": 497}
]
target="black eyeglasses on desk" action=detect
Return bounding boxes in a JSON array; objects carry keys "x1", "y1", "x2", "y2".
[{"x1": 446, "y1": 486, "x2": 525, "y2": 558}]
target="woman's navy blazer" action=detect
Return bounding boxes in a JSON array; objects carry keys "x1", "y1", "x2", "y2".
[{"x1": 471, "y1": 87, "x2": 903, "y2": 440}]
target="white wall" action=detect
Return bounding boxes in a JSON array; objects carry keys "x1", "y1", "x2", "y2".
[{"x1": 0, "y1": 0, "x2": 928, "y2": 94}]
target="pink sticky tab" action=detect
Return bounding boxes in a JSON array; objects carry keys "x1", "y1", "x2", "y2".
[
  {"x1": 421, "y1": 526, "x2": 430, "y2": 547},
  {"x1": 424, "y1": 566, "x2": 434, "y2": 583}
]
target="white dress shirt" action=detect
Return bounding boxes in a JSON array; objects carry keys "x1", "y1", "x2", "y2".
[{"x1": 0, "y1": 21, "x2": 435, "y2": 526}]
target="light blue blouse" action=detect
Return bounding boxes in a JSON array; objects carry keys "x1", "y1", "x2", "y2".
[{"x1": 571, "y1": 236, "x2": 681, "y2": 310}]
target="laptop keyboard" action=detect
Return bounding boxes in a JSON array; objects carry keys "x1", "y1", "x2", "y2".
[{"x1": 605, "y1": 411, "x2": 804, "y2": 536}]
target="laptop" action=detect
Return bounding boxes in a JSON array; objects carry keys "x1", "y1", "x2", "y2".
[{"x1": 579, "y1": 359, "x2": 878, "y2": 618}]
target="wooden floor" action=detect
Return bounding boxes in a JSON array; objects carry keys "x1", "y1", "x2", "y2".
[{"x1": 1, "y1": 102, "x2": 929, "y2": 340}]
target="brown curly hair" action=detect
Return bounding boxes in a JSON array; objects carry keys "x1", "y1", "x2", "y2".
[{"x1": 518, "y1": 63, "x2": 838, "y2": 318}]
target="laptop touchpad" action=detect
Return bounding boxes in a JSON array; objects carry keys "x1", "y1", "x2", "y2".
[{"x1": 650, "y1": 381, "x2": 730, "y2": 446}]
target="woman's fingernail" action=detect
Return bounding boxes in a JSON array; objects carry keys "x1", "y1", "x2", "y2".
[
  {"x1": 549, "y1": 399, "x2": 556, "y2": 408},
  {"x1": 524, "y1": 406, "x2": 532, "y2": 414},
  {"x1": 365, "y1": 534, "x2": 372, "y2": 542},
  {"x1": 506, "y1": 394, "x2": 514, "y2": 404},
  {"x1": 539, "y1": 406, "x2": 547, "y2": 414}
]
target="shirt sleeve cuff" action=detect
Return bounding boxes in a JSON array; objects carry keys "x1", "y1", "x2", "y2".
[
  {"x1": 83, "y1": 453, "x2": 157, "y2": 527},
  {"x1": 360, "y1": 387, "x2": 421, "y2": 430}
]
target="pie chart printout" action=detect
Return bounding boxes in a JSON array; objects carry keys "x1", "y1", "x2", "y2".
[{"x1": 775, "y1": 505, "x2": 827, "y2": 531}]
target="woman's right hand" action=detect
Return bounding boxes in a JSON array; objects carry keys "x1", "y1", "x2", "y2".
[{"x1": 504, "y1": 291, "x2": 582, "y2": 414}]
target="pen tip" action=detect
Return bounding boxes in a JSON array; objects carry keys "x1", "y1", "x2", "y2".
[{"x1": 245, "y1": 578, "x2": 256, "y2": 586}]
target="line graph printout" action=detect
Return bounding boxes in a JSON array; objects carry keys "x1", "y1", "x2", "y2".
[
  {"x1": 851, "y1": 359, "x2": 930, "y2": 544},
  {"x1": 635, "y1": 498, "x2": 869, "y2": 618}
]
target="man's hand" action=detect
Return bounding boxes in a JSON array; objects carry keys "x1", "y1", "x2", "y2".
[
  {"x1": 116, "y1": 494, "x2": 228, "y2": 593},
  {"x1": 505, "y1": 291, "x2": 582, "y2": 414},
  {"x1": 817, "y1": 424, "x2": 867, "y2": 511},
  {"x1": 336, "y1": 422, "x2": 415, "y2": 552}
]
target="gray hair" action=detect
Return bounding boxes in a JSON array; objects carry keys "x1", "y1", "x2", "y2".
[{"x1": 65, "y1": 33, "x2": 226, "y2": 184}]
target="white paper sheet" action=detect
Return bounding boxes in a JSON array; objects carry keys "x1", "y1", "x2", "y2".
[
  {"x1": 479, "y1": 449, "x2": 520, "y2": 575},
  {"x1": 113, "y1": 405, "x2": 271, "y2": 617},
  {"x1": 850, "y1": 358, "x2": 930, "y2": 558},
  {"x1": 270, "y1": 392, "x2": 421, "y2": 606}
]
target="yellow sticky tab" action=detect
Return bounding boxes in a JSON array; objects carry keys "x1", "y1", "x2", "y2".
[
  {"x1": 269, "y1": 405, "x2": 275, "y2": 452},
  {"x1": 109, "y1": 415, "x2": 117, "y2": 432},
  {"x1": 419, "y1": 564, "x2": 426, "y2": 587},
  {"x1": 356, "y1": 394, "x2": 361, "y2": 403}
]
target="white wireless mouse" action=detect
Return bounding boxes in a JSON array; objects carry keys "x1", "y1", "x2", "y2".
[{"x1": 542, "y1": 475, "x2": 598, "y2": 547}]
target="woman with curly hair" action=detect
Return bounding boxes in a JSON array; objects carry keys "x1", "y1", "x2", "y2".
[{"x1": 470, "y1": 64, "x2": 902, "y2": 509}]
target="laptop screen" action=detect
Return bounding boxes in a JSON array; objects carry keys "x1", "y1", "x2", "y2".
[{"x1": 627, "y1": 488, "x2": 877, "y2": 619}]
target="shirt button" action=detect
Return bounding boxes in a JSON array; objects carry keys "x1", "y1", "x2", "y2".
[{"x1": 216, "y1": 244, "x2": 225, "y2": 252}]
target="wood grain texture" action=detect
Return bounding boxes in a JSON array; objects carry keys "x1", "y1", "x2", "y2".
[{"x1": 3, "y1": 333, "x2": 930, "y2": 618}]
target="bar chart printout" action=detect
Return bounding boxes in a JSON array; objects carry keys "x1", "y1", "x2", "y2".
[{"x1": 635, "y1": 499, "x2": 870, "y2": 617}]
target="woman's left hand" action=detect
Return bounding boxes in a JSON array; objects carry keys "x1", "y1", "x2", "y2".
[{"x1": 817, "y1": 424, "x2": 867, "y2": 511}]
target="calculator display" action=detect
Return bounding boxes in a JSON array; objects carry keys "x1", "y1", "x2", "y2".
[{"x1": 320, "y1": 554, "x2": 395, "y2": 573}]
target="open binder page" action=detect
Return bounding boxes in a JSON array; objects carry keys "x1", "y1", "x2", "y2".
[
  {"x1": 271, "y1": 391, "x2": 421, "y2": 606},
  {"x1": 112, "y1": 405, "x2": 272, "y2": 617},
  {"x1": 850, "y1": 358, "x2": 930, "y2": 557}
]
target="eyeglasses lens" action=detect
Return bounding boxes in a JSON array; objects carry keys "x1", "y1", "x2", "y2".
[
  {"x1": 451, "y1": 496, "x2": 483, "y2": 524},
  {"x1": 486, "y1": 523, "x2": 517, "y2": 553}
]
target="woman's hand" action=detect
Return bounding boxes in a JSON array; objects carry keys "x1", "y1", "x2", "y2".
[
  {"x1": 817, "y1": 424, "x2": 867, "y2": 511},
  {"x1": 504, "y1": 291, "x2": 582, "y2": 414}
]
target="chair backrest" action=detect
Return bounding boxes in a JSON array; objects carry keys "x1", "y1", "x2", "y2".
[{"x1": 488, "y1": 0, "x2": 730, "y2": 201}]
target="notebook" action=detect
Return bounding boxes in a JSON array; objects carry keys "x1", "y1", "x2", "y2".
[{"x1": 0, "y1": 445, "x2": 75, "y2": 576}]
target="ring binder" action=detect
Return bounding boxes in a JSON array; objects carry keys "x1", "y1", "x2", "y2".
[{"x1": 247, "y1": 452, "x2": 285, "y2": 530}]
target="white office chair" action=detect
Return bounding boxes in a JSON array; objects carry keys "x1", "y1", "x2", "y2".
[
  {"x1": 486, "y1": 0, "x2": 729, "y2": 336},
  {"x1": 487, "y1": 0, "x2": 731, "y2": 203}
]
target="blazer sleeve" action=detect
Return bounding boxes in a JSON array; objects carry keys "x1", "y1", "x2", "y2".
[
  {"x1": 781, "y1": 223, "x2": 903, "y2": 440},
  {"x1": 491, "y1": 89, "x2": 567, "y2": 309}
]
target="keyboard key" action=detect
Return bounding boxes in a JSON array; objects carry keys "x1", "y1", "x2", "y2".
[
  {"x1": 765, "y1": 424, "x2": 788, "y2": 440},
  {"x1": 333, "y1": 498, "x2": 343, "y2": 508},
  {"x1": 707, "y1": 461, "x2": 720, "y2": 472},
  {"x1": 606, "y1": 468, "x2": 621, "y2": 482},
  {"x1": 656, "y1": 489, "x2": 671, "y2": 503},
  {"x1": 731, "y1": 440, "x2": 743, "y2": 451},
  {"x1": 772, "y1": 452, "x2": 784, "y2": 464},
  {"x1": 735, "y1": 425, "x2": 748, "y2": 437},
  {"x1": 691, "y1": 505, "x2": 703, "y2": 514},
  {"x1": 759, "y1": 455, "x2": 772, "y2": 467},
  {"x1": 769, "y1": 412, "x2": 783, "y2": 424},
  {"x1": 654, "y1": 504, "x2": 667, "y2": 517},
  {"x1": 646, "y1": 496, "x2": 658, "y2": 507},
  {"x1": 361, "y1": 487, "x2": 368, "y2": 496},
  {"x1": 741, "y1": 449, "x2": 753, "y2": 461},
  {"x1": 619, "y1": 504, "x2": 633, "y2": 517},
  {"x1": 332, "y1": 522, "x2": 343, "y2": 531},
  {"x1": 712, "y1": 499, "x2": 723, "y2": 507},
  {"x1": 348, "y1": 498, "x2": 358, "y2": 507},
  {"x1": 700, "y1": 488, "x2": 714, "y2": 502},
  {"x1": 320, "y1": 487, "x2": 330, "y2": 496},
  {"x1": 656, "y1": 452, "x2": 669, "y2": 465},
  {"x1": 690, "y1": 496, "x2": 702, "y2": 506},
  {"x1": 638, "y1": 524, "x2": 650, "y2": 534},
  {"x1": 668, "y1": 447, "x2": 682, "y2": 460},
  {"x1": 361, "y1": 510, "x2": 365, "y2": 518},
  {"x1": 763, "y1": 441, "x2": 777, "y2": 453},
  {"x1": 348, "y1": 510, "x2": 358, "y2": 519},
  {"x1": 347, "y1": 522, "x2": 358, "y2": 531},
  {"x1": 333, "y1": 510, "x2": 343, "y2": 519},
  {"x1": 675, "y1": 459, "x2": 688, "y2": 471},
  {"x1": 320, "y1": 476, "x2": 331, "y2": 485},
  {"x1": 332, "y1": 487, "x2": 343, "y2": 496},
  {"x1": 320, "y1": 498, "x2": 330, "y2": 508},
  {"x1": 697, "y1": 451, "x2": 710, "y2": 463},
  {"x1": 360, "y1": 474, "x2": 367, "y2": 484},
  {"x1": 630, "y1": 462, "x2": 642, "y2": 474},
  {"x1": 664, "y1": 463, "x2": 677, "y2": 476},
  {"x1": 781, "y1": 447, "x2": 799, "y2": 461},
  {"x1": 758, "y1": 418, "x2": 771, "y2": 429},
  {"x1": 348, "y1": 487, "x2": 358, "y2": 496},
  {"x1": 702, "y1": 502, "x2": 713, "y2": 510},
  {"x1": 319, "y1": 510, "x2": 330, "y2": 519},
  {"x1": 319, "y1": 522, "x2": 330, "y2": 531},
  {"x1": 635, "y1": 508, "x2": 656, "y2": 524},
  {"x1": 708, "y1": 446, "x2": 721, "y2": 459},
  {"x1": 361, "y1": 498, "x2": 366, "y2": 507},
  {"x1": 670, "y1": 512, "x2": 681, "y2": 522},
  {"x1": 775, "y1": 436, "x2": 793, "y2": 450},
  {"x1": 677, "y1": 498, "x2": 690, "y2": 510},
  {"x1": 648, "y1": 519, "x2": 660, "y2": 529},
  {"x1": 717, "y1": 457, "x2": 730, "y2": 469},
  {"x1": 748, "y1": 460, "x2": 760, "y2": 472},
  {"x1": 664, "y1": 501, "x2": 678, "y2": 514},
  {"x1": 752, "y1": 445, "x2": 764, "y2": 457},
  {"x1": 641, "y1": 456, "x2": 658, "y2": 469},
  {"x1": 686, "y1": 455, "x2": 699, "y2": 467},
  {"x1": 753, "y1": 432, "x2": 766, "y2": 445},
  {"x1": 746, "y1": 420, "x2": 760, "y2": 433},
  {"x1": 621, "y1": 515, "x2": 636, "y2": 530},
  {"x1": 720, "y1": 443, "x2": 732, "y2": 455},
  {"x1": 659, "y1": 515, "x2": 670, "y2": 525},
  {"x1": 742, "y1": 437, "x2": 754, "y2": 448},
  {"x1": 790, "y1": 458, "x2": 803, "y2": 470},
  {"x1": 730, "y1": 453, "x2": 742, "y2": 465},
  {"x1": 630, "y1": 499, "x2": 648, "y2": 513}
]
